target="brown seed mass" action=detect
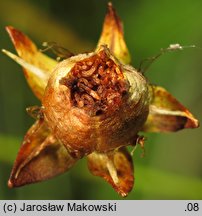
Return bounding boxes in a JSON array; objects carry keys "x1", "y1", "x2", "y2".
[{"x1": 60, "y1": 50, "x2": 129, "y2": 116}]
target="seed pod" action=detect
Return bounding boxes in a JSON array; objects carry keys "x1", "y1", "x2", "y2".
[{"x1": 43, "y1": 46, "x2": 150, "y2": 156}]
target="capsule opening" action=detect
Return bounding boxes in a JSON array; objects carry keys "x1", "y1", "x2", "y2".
[{"x1": 60, "y1": 50, "x2": 128, "y2": 116}]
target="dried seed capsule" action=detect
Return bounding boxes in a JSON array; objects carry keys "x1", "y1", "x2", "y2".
[{"x1": 43, "y1": 46, "x2": 150, "y2": 155}]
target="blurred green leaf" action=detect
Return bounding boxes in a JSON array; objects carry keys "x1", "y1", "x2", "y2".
[
  {"x1": 0, "y1": 134, "x2": 20, "y2": 163},
  {"x1": 134, "y1": 165, "x2": 202, "y2": 199},
  {"x1": 0, "y1": 0, "x2": 93, "y2": 53}
]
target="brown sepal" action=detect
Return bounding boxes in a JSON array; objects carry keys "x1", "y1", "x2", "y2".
[
  {"x1": 8, "y1": 119, "x2": 78, "y2": 188},
  {"x1": 87, "y1": 147, "x2": 134, "y2": 197},
  {"x1": 5, "y1": 26, "x2": 57, "y2": 100},
  {"x1": 97, "y1": 3, "x2": 131, "y2": 64},
  {"x1": 142, "y1": 85, "x2": 199, "y2": 132}
]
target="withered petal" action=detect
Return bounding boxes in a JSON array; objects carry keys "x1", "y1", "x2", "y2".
[
  {"x1": 96, "y1": 2, "x2": 131, "y2": 64},
  {"x1": 4, "y1": 26, "x2": 57, "y2": 100},
  {"x1": 87, "y1": 147, "x2": 134, "y2": 197},
  {"x1": 142, "y1": 85, "x2": 199, "y2": 132},
  {"x1": 8, "y1": 120, "x2": 78, "y2": 188}
]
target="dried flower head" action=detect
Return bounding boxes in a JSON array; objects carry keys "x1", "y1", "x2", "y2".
[{"x1": 2, "y1": 2, "x2": 199, "y2": 197}]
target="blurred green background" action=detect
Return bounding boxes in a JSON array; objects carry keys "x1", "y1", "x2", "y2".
[{"x1": 0, "y1": 0, "x2": 201, "y2": 199}]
